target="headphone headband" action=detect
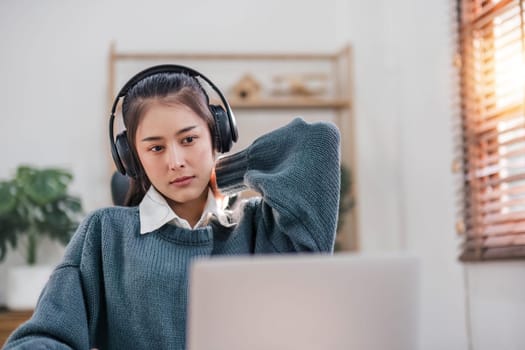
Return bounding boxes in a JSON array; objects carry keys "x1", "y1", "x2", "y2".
[
  {"x1": 111, "y1": 64, "x2": 235, "y2": 125},
  {"x1": 109, "y1": 64, "x2": 238, "y2": 178}
]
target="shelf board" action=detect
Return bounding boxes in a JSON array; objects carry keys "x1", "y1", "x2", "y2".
[
  {"x1": 113, "y1": 52, "x2": 338, "y2": 61},
  {"x1": 228, "y1": 98, "x2": 351, "y2": 109}
]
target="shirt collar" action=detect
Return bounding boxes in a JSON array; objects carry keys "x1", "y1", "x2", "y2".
[{"x1": 139, "y1": 186, "x2": 224, "y2": 234}]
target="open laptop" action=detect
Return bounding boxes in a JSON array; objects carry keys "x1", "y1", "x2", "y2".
[{"x1": 187, "y1": 253, "x2": 420, "y2": 350}]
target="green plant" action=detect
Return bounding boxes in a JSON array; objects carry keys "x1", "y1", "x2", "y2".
[
  {"x1": 0, "y1": 166, "x2": 83, "y2": 265},
  {"x1": 335, "y1": 164, "x2": 354, "y2": 250},
  {"x1": 338, "y1": 164, "x2": 354, "y2": 229}
]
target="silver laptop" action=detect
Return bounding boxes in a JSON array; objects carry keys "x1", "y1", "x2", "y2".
[{"x1": 187, "y1": 253, "x2": 420, "y2": 350}]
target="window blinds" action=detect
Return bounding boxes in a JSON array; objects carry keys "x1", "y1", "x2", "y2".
[{"x1": 458, "y1": 0, "x2": 525, "y2": 261}]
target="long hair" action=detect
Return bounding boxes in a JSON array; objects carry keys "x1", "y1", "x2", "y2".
[{"x1": 120, "y1": 72, "x2": 216, "y2": 206}]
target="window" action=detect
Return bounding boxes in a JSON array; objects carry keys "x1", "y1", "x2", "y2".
[{"x1": 458, "y1": 0, "x2": 525, "y2": 260}]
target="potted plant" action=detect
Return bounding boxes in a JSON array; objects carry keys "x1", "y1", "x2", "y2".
[
  {"x1": 335, "y1": 164, "x2": 354, "y2": 251},
  {"x1": 0, "y1": 165, "x2": 83, "y2": 310}
]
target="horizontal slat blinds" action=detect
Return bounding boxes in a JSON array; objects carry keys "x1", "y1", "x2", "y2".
[{"x1": 458, "y1": 0, "x2": 525, "y2": 261}]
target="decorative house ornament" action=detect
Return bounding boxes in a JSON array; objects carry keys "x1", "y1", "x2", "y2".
[{"x1": 230, "y1": 74, "x2": 262, "y2": 101}]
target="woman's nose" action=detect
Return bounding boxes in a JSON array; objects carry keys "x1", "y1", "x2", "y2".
[{"x1": 168, "y1": 145, "x2": 186, "y2": 169}]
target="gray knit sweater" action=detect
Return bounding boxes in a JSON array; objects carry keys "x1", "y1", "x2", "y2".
[{"x1": 4, "y1": 118, "x2": 340, "y2": 350}]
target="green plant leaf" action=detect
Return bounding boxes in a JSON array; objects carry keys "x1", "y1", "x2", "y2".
[
  {"x1": 61, "y1": 196, "x2": 82, "y2": 213},
  {"x1": 18, "y1": 167, "x2": 72, "y2": 206},
  {"x1": 0, "y1": 215, "x2": 22, "y2": 260},
  {"x1": 337, "y1": 164, "x2": 354, "y2": 234},
  {"x1": 0, "y1": 181, "x2": 17, "y2": 215},
  {"x1": 0, "y1": 240, "x2": 6, "y2": 262}
]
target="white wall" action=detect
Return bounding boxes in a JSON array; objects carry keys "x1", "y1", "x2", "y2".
[
  {"x1": 0, "y1": 0, "x2": 468, "y2": 349},
  {"x1": 342, "y1": 1, "x2": 468, "y2": 347},
  {"x1": 466, "y1": 262, "x2": 525, "y2": 350}
]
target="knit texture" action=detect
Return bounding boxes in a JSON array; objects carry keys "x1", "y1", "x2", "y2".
[{"x1": 4, "y1": 118, "x2": 341, "y2": 350}]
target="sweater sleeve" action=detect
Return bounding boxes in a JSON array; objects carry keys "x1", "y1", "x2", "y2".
[
  {"x1": 215, "y1": 118, "x2": 340, "y2": 252},
  {"x1": 3, "y1": 214, "x2": 99, "y2": 350}
]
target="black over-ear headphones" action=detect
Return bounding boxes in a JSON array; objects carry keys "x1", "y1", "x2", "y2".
[{"x1": 109, "y1": 64, "x2": 238, "y2": 179}]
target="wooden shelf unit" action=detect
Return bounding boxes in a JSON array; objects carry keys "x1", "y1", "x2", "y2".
[{"x1": 107, "y1": 43, "x2": 354, "y2": 121}]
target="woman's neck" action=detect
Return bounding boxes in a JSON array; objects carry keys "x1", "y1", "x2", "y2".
[{"x1": 167, "y1": 189, "x2": 209, "y2": 228}]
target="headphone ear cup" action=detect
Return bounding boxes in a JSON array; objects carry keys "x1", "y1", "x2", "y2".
[
  {"x1": 210, "y1": 104, "x2": 233, "y2": 153},
  {"x1": 115, "y1": 131, "x2": 140, "y2": 179},
  {"x1": 111, "y1": 135, "x2": 127, "y2": 176}
]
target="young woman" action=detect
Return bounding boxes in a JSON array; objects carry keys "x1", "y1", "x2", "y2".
[{"x1": 4, "y1": 65, "x2": 341, "y2": 350}]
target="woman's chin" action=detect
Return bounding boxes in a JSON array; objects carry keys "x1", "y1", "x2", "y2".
[{"x1": 164, "y1": 187, "x2": 208, "y2": 206}]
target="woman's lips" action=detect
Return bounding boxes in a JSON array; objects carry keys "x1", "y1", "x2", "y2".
[{"x1": 170, "y1": 176, "x2": 194, "y2": 187}]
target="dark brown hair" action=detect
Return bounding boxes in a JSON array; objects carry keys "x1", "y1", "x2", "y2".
[{"x1": 121, "y1": 72, "x2": 216, "y2": 206}]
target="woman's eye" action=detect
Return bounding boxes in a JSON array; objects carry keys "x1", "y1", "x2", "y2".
[
  {"x1": 182, "y1": 136, "x2": 197, "y2": 144},
  {"x1": 150, "y1": 145, "x2": 163, "y2": 152}
]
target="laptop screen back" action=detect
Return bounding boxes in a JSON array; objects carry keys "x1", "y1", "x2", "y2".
[{"x1": 187, "y1": 253, "x2": 419, "y2": 350}]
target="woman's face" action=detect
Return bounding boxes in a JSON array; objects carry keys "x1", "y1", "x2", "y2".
[{"x1": 135, "y1": 101, "x2": 215, "y2": 212}]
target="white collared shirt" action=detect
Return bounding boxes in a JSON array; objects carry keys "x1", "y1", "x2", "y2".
[{"x1": 138, "y1": 186, "x2": 229, "y2": 234}]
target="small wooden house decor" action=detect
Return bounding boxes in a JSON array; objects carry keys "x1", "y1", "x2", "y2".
[{"x1": 230, "y1": 74, "x2": 262, "y2": 101}]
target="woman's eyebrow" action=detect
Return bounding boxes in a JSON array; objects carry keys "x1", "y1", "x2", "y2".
[
  {"x1": 176, "y1": 125, "x2": 197, "y2": 135},
  {"x1": 141, "y1": 126, "x2": 198, "y2": 142},
  {"x1": 141, "y1": 136, "x2": 163, "y2": 142}
]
